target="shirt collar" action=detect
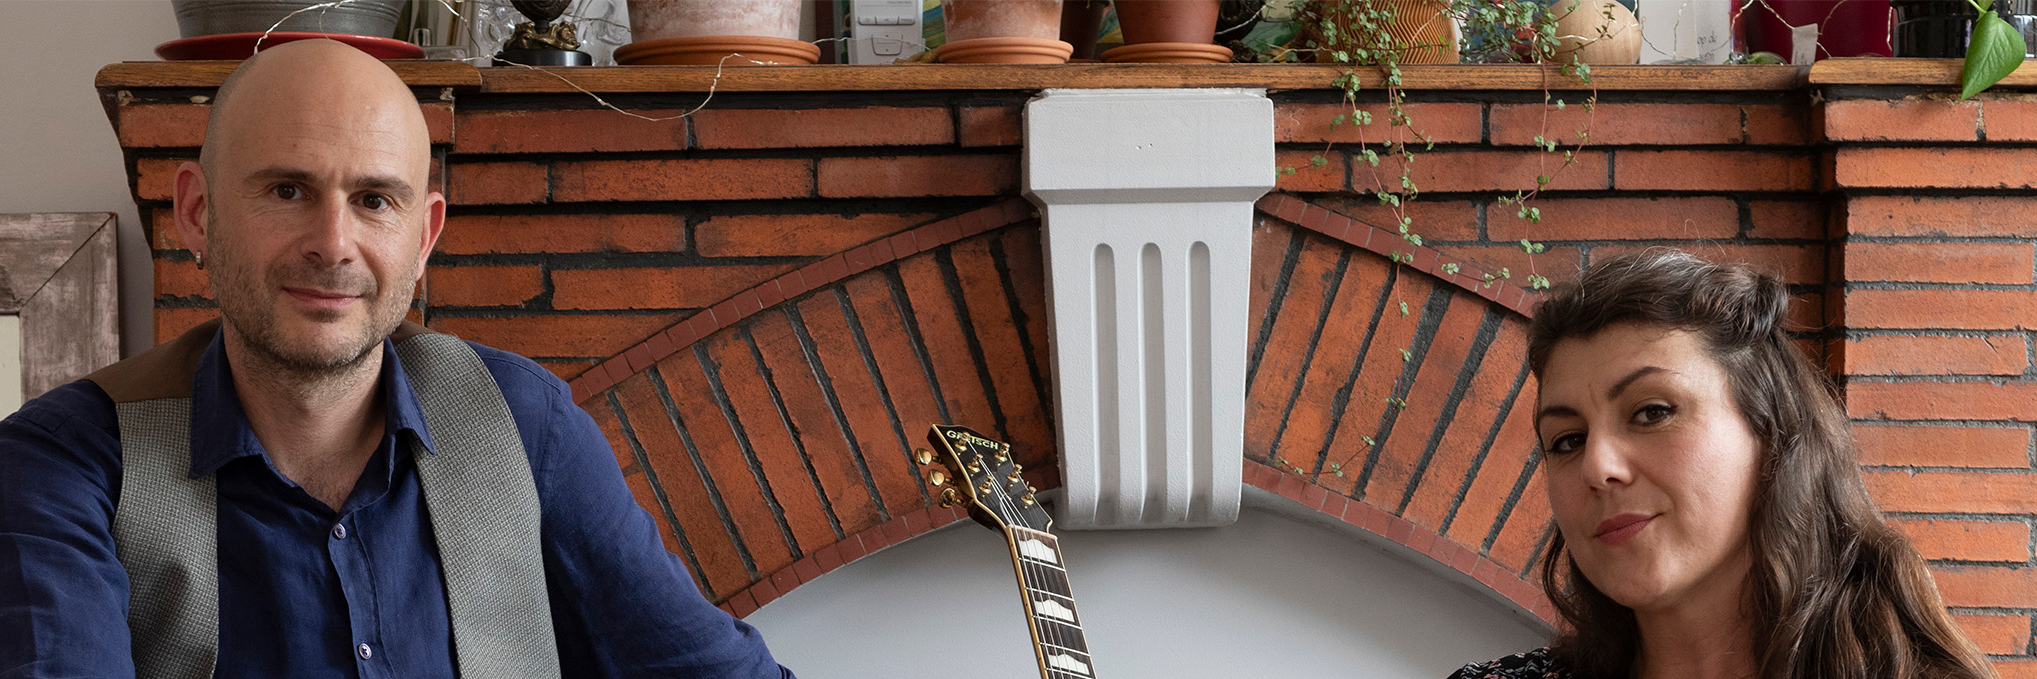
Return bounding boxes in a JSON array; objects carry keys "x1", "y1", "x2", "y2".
[{"x1": 187, "y1": 328, "x2": 438, "y2": 478}]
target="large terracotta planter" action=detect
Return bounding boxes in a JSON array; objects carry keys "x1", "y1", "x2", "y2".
[
  {"x1": 1311, "y1": 0, "x2": 1459, "y2": 65},
  {"x1": 1103, "y1": 0, "x2": 1232, "y2": 63},
  {"x1": 938, "y1": 0, "x2": 1071, "y2": 63},
  {"x1": 619, "y1": 0, "x2": 817, "y2": 65},
  {"x1": 1549, "y1": 0, "x2": 1640, "y2": 64},
  {"x1": 1112, "y1": 0, "x2": 1220, "y2": 44}
]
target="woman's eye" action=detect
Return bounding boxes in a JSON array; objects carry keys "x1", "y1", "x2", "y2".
[
  {"x1": 1546, "y1": 433, "x2": 1584, "y2": 455},
  {"x1": 1634, "y1": 404, "x2": 1675, "y2": 426},
  {"x1": 273, "y1": 184, "x2": 301, "y2": 200}
]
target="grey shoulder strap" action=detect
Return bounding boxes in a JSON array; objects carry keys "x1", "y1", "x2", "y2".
[
  {"x1": 111, "y1": 399, "x2": 219, "y2": 679},
  {"x1": 394, "y1": 333, "x2": 562, "y2": 679}
]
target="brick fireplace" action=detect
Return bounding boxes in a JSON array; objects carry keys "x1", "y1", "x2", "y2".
[{"x1": 99, "y1": 59, "x2": 2037, "y2": 672}]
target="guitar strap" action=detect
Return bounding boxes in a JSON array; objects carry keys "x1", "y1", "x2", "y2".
[{"x1": 88, "y1": 319, "x2": 562, "y2": 679}]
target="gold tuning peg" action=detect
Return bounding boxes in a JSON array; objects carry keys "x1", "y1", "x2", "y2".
[
  {"x1": 1026, "y1": 484, "x2": 1038, "y2": 495},
  {"x1": 938, "y1": 488, "x2": 961, "y2": 508},
  {"x1": 966, "y1": 458, "x2": 982, "y2": 473},
  {"x1": 925, "y1": 469, "x2": 948, "y2": 487},
  {"x1": 914, "y1": 448, "x2": 935, "y2": 466},
  {"x1": 979, "y1": 481, "x2": 993, "y2": 496},
  {"x1": 995, "y1": 450, "x2": 1010, "y2": 464},
  {"x1": 1006, "y1": 469, "x2": 1023, "y2": 483},
  {"x1": 1021, "y1": 494, "x2": 1036, "y2": 507}
]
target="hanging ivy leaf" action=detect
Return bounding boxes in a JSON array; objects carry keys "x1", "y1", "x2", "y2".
[{"x1": 1961, "y1": 0, "x2": 2026, "y2": 100}]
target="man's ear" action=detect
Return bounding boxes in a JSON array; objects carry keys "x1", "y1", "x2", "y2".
[
  {"x1": 173, "y1": 161, "x2": 210, "y2": 257},
  {"x1": 416, "y1": 190, "x2": 446, "y2": 272}
]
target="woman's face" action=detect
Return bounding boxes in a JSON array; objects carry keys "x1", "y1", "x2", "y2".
[{"x1": 1536, "y1": 323, "x2": 1763, "y2": 615}]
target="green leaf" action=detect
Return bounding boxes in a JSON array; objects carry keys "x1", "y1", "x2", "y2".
[
  {"x1": 1398, "y1": 300, "x2": 1410, "y2": 317},
  {"x1": 1311, "y1": 155, "x2": 1329, "y2": 169},
  {"x1": 1399, "y1": 348, "x2": 1413, "y2": 362},
  {"x1": 1961, "y1": 5, "x2": 2025, "y2": 100},
  {"x1": 1360, "y1": 435, "x2": 1377, "y2": 446},
  {"x1": 1441, "y1": 262, "x2": 1460, "y2": 275}
]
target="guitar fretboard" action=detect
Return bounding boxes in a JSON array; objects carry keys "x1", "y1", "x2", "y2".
[{"x1": 1008, "y1": 526, "x2": 1095, "y2": 679}]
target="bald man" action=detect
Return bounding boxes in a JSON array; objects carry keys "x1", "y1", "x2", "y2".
[{"x1": 0, "y1": 41, "x2": 794, "y2": 678}]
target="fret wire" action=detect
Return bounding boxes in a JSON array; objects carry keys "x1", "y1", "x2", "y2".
[
  {"x1": 1026, "y1": 587, "x2": 1074, "y2": 602},
  {"x1": 1041, "y1": 642, "x2": 1090, "y2": 657}
]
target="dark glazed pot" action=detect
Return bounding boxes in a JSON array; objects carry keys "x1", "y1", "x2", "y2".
[
  {"x1": 1062, "y1": 0, "x2": 1113, "y2": 60},
  {"x1": 1892, "y1": 0, "x2": 2037, "y2": 57}
]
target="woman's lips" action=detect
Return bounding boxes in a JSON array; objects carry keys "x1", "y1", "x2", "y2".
[{"x1": 1595, "y1": 513, "x2": 1654, "y2": 546}]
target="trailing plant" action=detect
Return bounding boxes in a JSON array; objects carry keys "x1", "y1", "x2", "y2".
[{"x1": 1254, "y1": 0, "x2": 1609, "y2": 481}]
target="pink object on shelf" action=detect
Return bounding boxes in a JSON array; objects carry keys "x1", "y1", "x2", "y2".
[{"x1": 1738, "y1": 0, "x2": 1893, "y2": 61}]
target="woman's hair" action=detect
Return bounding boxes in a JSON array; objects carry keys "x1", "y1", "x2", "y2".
[{"x1": 1526, "y1": 250, "x2": 1995, "y2": 679}]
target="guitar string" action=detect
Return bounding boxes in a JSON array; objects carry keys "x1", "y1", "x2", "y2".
[
  {"x1": 984, "y1": 447, "x2": 1072, "y2": 676},
  {"x1": 1010, "y1": 477, "x2": 1084, "y2": 674},
  {"x1": 971, "y1": 437, "x2": 1085, "y2": 678}
]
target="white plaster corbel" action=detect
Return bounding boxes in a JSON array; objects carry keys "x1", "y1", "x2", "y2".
[{"x1": 1023, "y1": 89, "x2": 1274, "y2": 529}]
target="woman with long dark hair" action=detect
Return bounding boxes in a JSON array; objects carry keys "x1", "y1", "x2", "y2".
[{"x1": 1452, "y1": 251, "x2": 1995, "y2": 679}]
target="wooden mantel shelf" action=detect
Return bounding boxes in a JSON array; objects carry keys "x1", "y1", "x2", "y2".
[{"x1": 96, "y1": 58, "x2": 2037, "y2": 94}]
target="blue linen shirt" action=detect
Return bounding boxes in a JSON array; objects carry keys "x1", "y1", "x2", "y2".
[{"x1": 0, "y1": 329, "x2": 794, "y2": 678}]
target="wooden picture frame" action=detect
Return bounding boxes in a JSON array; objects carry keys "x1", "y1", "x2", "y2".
[{"x1": 1, "y1": 213, "x2": 119, "y2": 404}]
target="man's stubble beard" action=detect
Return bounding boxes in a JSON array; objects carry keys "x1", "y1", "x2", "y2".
[{"x1": 207, "y1": 211, "x2": 412, "y2": 379}]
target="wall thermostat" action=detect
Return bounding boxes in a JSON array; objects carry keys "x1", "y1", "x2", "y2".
[{"x1": 847, "y1": 0, "x2": 926, "y2": 64}]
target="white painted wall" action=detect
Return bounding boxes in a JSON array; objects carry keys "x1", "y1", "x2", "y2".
[
  {"x1": 0, "y1": 0, "x2": 179, "y2": 358},
  {"x1": 749, "y1": 493, "x2": 1551, "y2": 678}
]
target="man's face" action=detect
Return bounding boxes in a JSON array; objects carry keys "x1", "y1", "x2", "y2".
[{"x1": 201, "y1": 86, "x2": 437, "y2": 373}]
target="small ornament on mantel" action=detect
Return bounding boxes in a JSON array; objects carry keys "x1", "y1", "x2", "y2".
[{"x1": 495, "y1": 0, "x2": 592, "y2": 66}]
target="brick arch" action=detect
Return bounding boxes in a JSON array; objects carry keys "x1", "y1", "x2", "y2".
[
  {"x1": 572, "y1": 199, "x2": 1062, "y2": 616},
  {"x1": 570, "y1": 192, "x2": 1559, "y2": 621},
  {"x1": 1250, "y1": 192, "x2": 1555, "y2": 623}
]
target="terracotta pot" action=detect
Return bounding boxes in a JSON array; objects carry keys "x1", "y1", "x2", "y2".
[
  {"x1": 613, "y1": 36, "x2": 821, "y2": 64},
  {"x1": 1100, "y1": 41, "x2": 1232, "y2": 62},
  {"x1": 936, "y1": 36, "x2": 1075, "y2": 63},
  {"x1": 1549, "y1": 0, "x2": 1640, "y2": 64},
  {"x1": 1112, "y1": 0, "x2": 1221, "y2": 45},
  {"x1": 943, "y1": 0, "x2": 1065, "y2": 41},
  {"x1": 626, "y1": 0, "x2": 802, "y2": 41}
]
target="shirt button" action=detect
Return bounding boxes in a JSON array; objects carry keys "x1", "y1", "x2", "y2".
[
  {"x1": 357, "y1": 643, "x2": 372, "y2": 660},
  {"x1": 332, "y1": 523, "x2": 347, "y2": 540}
]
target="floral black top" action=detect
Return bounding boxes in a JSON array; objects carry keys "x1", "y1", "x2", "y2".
[{"x1": 1448, "y1": 649, "x2": 1574, "y2": 679}]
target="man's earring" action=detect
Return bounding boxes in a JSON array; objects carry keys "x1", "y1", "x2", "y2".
[{"x1": 195, "y1": 251, "x2": 205, "y2": 270}]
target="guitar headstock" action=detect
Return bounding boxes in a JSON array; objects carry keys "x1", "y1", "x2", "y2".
[{"x1": 915, "y1": 424, "x2": 1050, "y2": 532}]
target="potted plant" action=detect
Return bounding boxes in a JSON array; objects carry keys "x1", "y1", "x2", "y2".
[
  {"x1": 1106, "y1": 0, "x2": 1235, "y2": 63},
  {"x1": 615, "y1": 0, "x2": 818, "y2": 65},
  {"x1": 937, "y1": 0, "x2": 1073, "y2": 63}
]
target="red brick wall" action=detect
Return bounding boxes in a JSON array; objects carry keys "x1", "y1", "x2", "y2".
[
  {"x1": 104, "y1": 67, "x2": 2037, "y2": 669},
  {"x1": 1823, "y1": 93, "x2": 2037, "y2": 671}
]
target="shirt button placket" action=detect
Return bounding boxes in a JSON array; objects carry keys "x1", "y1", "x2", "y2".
[{"x1": 332, "y1": 523, "x2": 347, "y2": 540}]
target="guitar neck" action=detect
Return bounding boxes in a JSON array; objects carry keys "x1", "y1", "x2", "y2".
[{"x1": 1005, "y1": 526, "x2": 1096, "y2": 679}]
